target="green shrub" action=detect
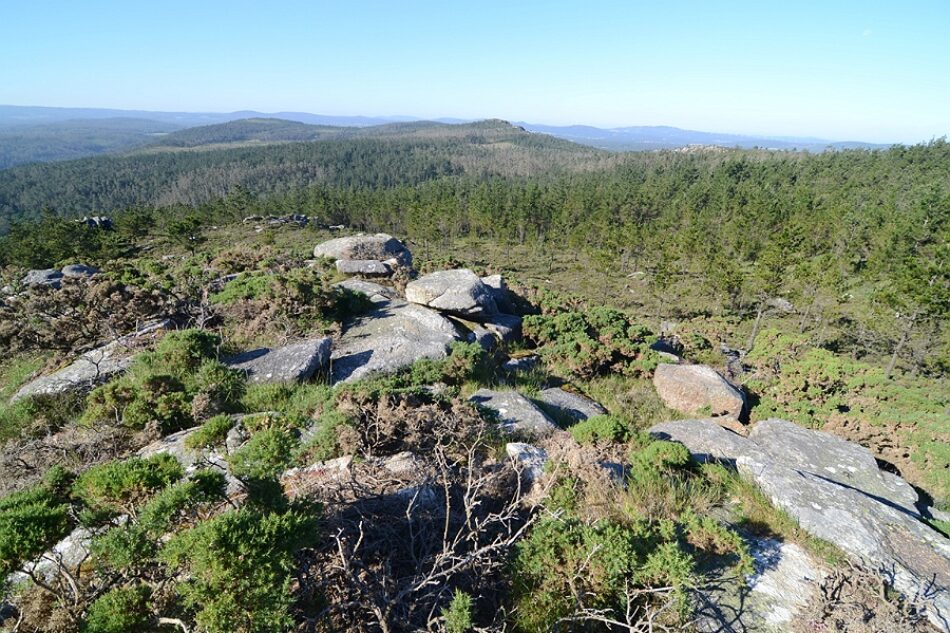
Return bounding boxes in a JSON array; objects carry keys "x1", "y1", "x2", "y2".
[
  {"x1": 185, "y1": 414, "x2": 234, "y2": 451},
  {"x1": 568, "y1": 414, "x2": 631, "y2": 444},
  {"x1": 294, "y1": 410, "x2": 349, "y2": 465},
  {"x1": 210, "y1": 273, "x2": 272, "y2": 305},
  {"x1": 160, "y1": 506, "x2": 319, "y2": 633},
  {"x1": 229, "y1": 428, "x2": 298, "y2": 481},
  {"x1": 137, "y1": 470, "x2": 226, "y2": 534},
  {"x1": 83, "y1": 329, "x2": 245, "y2": 432},
  {"x1": 523, "y1": 307, "x2": 658, "y2": 378},
  {"x1": 91, "y1": 524, "x2": 155, "y2": 571},
  {"x1": 72, "y1": 453, "x2": 183, "y2": 518},
  {"x1": 240, "y1": 382, "x2": 333, "y2": 424},
  {"x1": 442, "y1": 589, "x2": 474, "y2": 633},
  {"x1": 83, "y1": 585, "x2": 151, "y2": 633},
  {"x1": 0, "y1": 482, "x2": 72, "y2": 579}
]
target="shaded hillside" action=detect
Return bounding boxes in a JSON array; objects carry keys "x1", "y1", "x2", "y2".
[
  {"x1": 0, "y1": 120, "x2": 611, "y2": 227},
  {"x1": 0, "y1": 118, "x2": 182, "y2": 169}
]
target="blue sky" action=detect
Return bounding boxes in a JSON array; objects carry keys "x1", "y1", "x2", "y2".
[{"x1": 2, "y1": 0, "x2": 948, "y2": 143}]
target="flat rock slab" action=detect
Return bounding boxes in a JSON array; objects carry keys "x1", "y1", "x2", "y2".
[
  {"x1": 650, "y1": 418, "x2": 950, "y2": 631},
  {"x1": 61, "y1": 263, "x2": 99, "y2": 278},
  {"x1": 653, "y1": 363, "x2": 745, "y2": 419},
  {"x1": 11, "y1": 320, "x2": 172, "y2": 403},
  {"x1": 334, "y1": 279, "x2": 399, "y2": 305},
  {"x1": 335, "y1": 259, "x2": 391, "y2": 276},
  {"x1": 697, "y1": 537, "x2": 824, "y2": 632},
  {"x1": 330, "y1": 300, "x2": 462, "y2": 384},
  {"x1": 536, "y1": 387, "x2": 606, "y2": 422},
  {"x1": 313, "y1": 233, "x2": 412, "y2": 268},
  {"x1": 405, "y1": 269, "x2": 498, "y2": 319},
  {"x1": 749, "y1": 418, "x2": 918, "y2": 514},
  {"x1": 21, "y1": 268, "x2": 63, "y2": 288},
  {"x1": 224, "y1": 337, "x2": 332, "y2": 385},
  {"x1": 469, "y1": 389, "x2": 558, "y2": 437}
]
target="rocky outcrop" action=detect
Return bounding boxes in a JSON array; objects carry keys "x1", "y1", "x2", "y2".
[
  {"x1": 11, "y1": 320, "x2": 172, "y2": 403},
  {"x1": 506, "y1": 442, "x2": 548, "y2": 485},
  {"x1": 334, "y1": 279, "x2": 399, "y2": 305},
  {"x1": 536, "y1": 387, "x2": 606, "y2": 422},
  {"x1": 697, "y1": 536, "x2": 825, "y2": 632},
  {"x1": 313, "y1": 233, "x2": 412, "y2": 273},
  {"x1": 139, "y1": 425, "x2": 244, "y2": 496},
  {"x1": 481, "y1": 313, "x2": 522, "y2": 342},
  {"x1": 481, "y1": 274, "x2": 516, "y2": 313},
  {"x1": 469, "y1": 389, "x2": 559, "y2": 437},
  {"x1": 652, "y1": 363, "x2": 745, "y2": 419},
  {"x1": 224, "y1": 337, "x2": 332, "y2": 385},
  {"x1": 335, "y1": 259, "x2": 392, "y2": 276},
  {"x1": 650, "y1": 418, "x2": 950, "y2": 631},
  {"x1": 331, "y1": 298, "x2": 461, "y2": 384},
  {"x1": 405, "y1": 269, "x2": 498, "y2": 319},
  {"x1": 60, "y1": 264, "x2": 99, "y2": 278},
  {"x1": 21, "y1": 268, "x2": 63, "y2": 288}
]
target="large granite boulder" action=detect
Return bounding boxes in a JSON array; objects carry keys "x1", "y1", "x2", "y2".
[
  {"x1": 224, "y1": 337, "x2": 332, "y2": 385},
  {"x1": 331, "y1": 298, "x2": 462, "y2": 384},
  {"x1": 11, "y1": 320, "x2": 172, "y2": 403},
  {"x1": 469, "y1": 389, "x2": 558, "y2": 437},
  {"x1": 21, "y1": 268, "x2": 63, "y2": 288},
  {"x1": 649, "y1": 418, "x2": 950, "y2": 631},
  {"x1": 313, "y1": 233, "x2": 412, "y2": 270},
  {"x1": 405, "y1": 269, "x2": 498, "y2": 319},
  {"x1": 653, "y1": 363, "x2": 745, "y2": 419},
  {"x1": 536, "y1": 387, "x2": 606, "y2": 422}
]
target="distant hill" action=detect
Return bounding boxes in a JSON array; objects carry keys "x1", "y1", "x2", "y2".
[
  {"x1": 0, "y1": 119, "x2": 611, "y2": 228},
  {"x1": 517, "y1": 122, "x2": 888, "y2": 152},
  {"x1": 0, "y1": 117, "x2": 183, "y2": 169},
  {"x1": 0, "y1": 106, "x2": 891, "y2": 169}
]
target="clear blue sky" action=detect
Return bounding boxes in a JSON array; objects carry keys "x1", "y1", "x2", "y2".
[{"x1": 2, "y1": 0, "x2": 948, "y2": 143}]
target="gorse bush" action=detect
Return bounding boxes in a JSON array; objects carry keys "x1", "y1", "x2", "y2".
[
  {"x1": 0, "y1": 473, "x2": 73, "y2": 580},
  {"x1": 72, "y1": 453, "x2": 183, "y2": 519},
  {"x1": 160, "y1": 505, "x2": 319, "y2": 633},
  {"x1": 82, "y1": 585, "x2": 152, "y2": 633},
  {"x1": 442, "y1": 589, "x2": 474, "y2": 633},
  {"x1": 568, "y1": 414, "x2": 631, "y2": 444},
  {"x1": 228, "y1": 428, "x2": 298, "y2": 481},
  {"x1": 82, "y1": 329, "x2": 244, "y2": 432},
  {"x1": 523, "y1": 307, "x2": 659, "y2": 378},
  {"x1": 184, "y1": 414, "x2": 234, "y2": 451}
]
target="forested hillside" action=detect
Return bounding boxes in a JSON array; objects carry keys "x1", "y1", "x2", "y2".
[
  {"x1": 0, "y1": 120, "x2": 609, "y2": 227},
  {"x1": 0, "y1": 118, "x2": 182, "y2": 169}
]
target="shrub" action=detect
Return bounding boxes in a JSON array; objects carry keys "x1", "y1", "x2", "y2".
[
  {"x1": 240, "y1": 382, "x2": 333, "y2": 424},
  {"x1": 568, "y1": 414, "x2": 631, "y2": 444},
  {"x1": 83, "y1": 585, "x2": 151, "y2": 633},
  {"x1": 294, "y1": 410, "x2": 349, "y2": 465},
  {"x1": 72, "y1": 453, "x2": 183, "y2": 518},
  {"x1": 83, "y1": 329, "x2": 244, "y2": 432},
  {"x1": 137, "y1": 470, "x2": 226, "y2": 534},
  {"x1": 523, "y1": 307, "x2": 658, "y2": 378},
  {"x1": 0, "y1": 482, "x2": 72, "y2": 579},
  {"x1": 442, "y1": 589, "x2": 474, "y2": 633},
  {"x1": 160, "y1": 506, "x2": 319, "y2": 633},
  {"x1": 184, "y1": 414, "x2": 234, "y2": 451},
  {"x1": 228, "y1": 428, "x2": 298, "y2": 481},
  {"x1": 91, "y1": 524, "x2": 155, "y2": 571}
]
